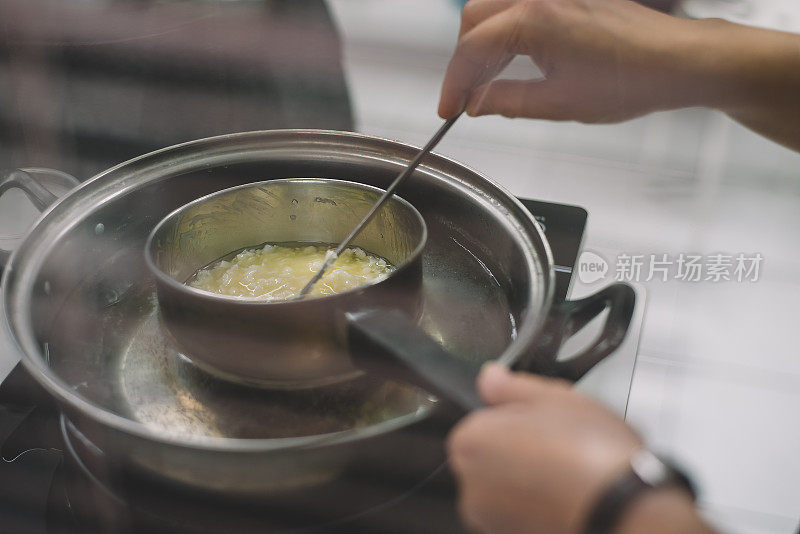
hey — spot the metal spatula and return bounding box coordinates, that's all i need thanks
[296,113,462,299]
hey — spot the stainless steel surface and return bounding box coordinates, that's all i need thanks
[146,178,427,387]
[0,168,80,266]
[297,114,461,298]
[2,129,553,494]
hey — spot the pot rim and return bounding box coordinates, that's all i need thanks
[144,178,428,306]
[2,128,555,453]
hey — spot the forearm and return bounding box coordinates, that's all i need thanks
[615,488,717,534]
[675,18,800,151]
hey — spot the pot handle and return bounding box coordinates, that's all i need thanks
[345,283,635,412]
[346,309,484,412]
[518,283,636,382]
[0,168,80,268]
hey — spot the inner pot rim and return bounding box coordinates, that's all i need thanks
[144,177,428,306]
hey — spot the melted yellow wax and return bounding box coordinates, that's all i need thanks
[188,243,395,300]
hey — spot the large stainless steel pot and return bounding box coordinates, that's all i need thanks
[1,130,634,500]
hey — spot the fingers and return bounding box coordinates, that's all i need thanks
[446,408,517,532]
[439,1,538,118]
[465,78,572,120]
[458,0,519,39]
[477,361,569,405]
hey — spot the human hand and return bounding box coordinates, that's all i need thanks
[447,363,642,533]
[438,0,708,123]
[447,363,715,534]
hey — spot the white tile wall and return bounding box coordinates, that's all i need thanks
[328,1,800,531]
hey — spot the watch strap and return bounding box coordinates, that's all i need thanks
[583,450,696,534]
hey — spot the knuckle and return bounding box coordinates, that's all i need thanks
[507,0,555,52]
[499,107,521,119]
[507,3,530,47]
[576,105,610,124]
[574,105,604,124]
[543,98,573,121]
[520,0,559,33]
[456,35,490,68]
[461,0,487,23]
[462,0,517,21]
[532,0,557,15]
[445,426,469,464]
[446,411,489,462]
[446,419,475,457]
[518,0,543,17]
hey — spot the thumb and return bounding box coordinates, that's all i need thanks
[466,79,569,121]
[477,362,567,405]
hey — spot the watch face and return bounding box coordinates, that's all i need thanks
[630,450,669,486]
[631,450,697,500]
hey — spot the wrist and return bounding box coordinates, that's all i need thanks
[676,18,800,115]
[641,17,735,112]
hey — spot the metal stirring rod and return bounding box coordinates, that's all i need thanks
[296,113,462,299]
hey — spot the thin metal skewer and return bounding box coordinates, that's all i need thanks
[295,113,462,300]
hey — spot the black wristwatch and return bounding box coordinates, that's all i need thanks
[583,449,697,534]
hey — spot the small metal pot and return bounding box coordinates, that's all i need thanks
[145,178,427,388]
